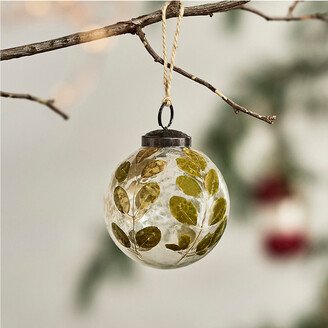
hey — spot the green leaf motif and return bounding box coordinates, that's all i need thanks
[136,226,161,250]
[205,169,219,195]
[165,234,191,252]
[165,244,181,251]
[195,218,228,255]
[114,186,130,213]
[141,160,166,178]
[183,148,207,170]
[196,233,213,255]
[176,158,201,177]
[135,182,160,210]
[209,197,227,225]
[210,218,227,246]
[115,161,130,182]
[136,147,158,164]
[169,196,198,225]
[178,234,191,249]
[112,223,131,248]
[179,226,196,243]
[176,175,201,197]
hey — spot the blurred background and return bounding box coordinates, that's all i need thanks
[1,1,328,328]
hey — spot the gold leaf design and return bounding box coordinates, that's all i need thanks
[115,161,130,182]
[176,158,201,177]
[178,234,191,249]
[195,218,228,255]
[210,218,227,247]
[165,244,181,251]
[113,186,130,213]
[136,147,158,163]
[196,233,213,255]
[204,169,219,195]
[111,223,131,248]
[179,226,196,243]
[176,175,201,197]
[135,226,161,250]
[165,234,191,252]
[135,182,160,210]
[209,197,227,225]
[183,148,207,170]
[169,196,198,225]
[141,160,166,178]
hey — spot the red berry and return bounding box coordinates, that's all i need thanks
[264,232,308,257]
[254,174,291,203]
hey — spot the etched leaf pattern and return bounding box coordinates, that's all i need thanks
[178,234,191,249]
[165,234,191,251]
[141,159,166,178]
[169,196,198,225]
[113,186,130,213]
[211,218,227,246]
[209,197,227,226]
[136,147,158,163]
[176,175,201,197]
[165,244,182,251]
[135,182,160,210]
[183,148,207,170]
[135,226,161,250]
[196,233,213,255]
[111,153,166,254]
[205,169,219,195]
[171,148,227,258]
[115,161,130,182]
[195,218,228,256]
[176,157,201,177]
[112,223,131,248]
[110,147,228,260]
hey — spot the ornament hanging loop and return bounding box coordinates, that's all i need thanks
[161,1,184,109]
[158,102,174,130]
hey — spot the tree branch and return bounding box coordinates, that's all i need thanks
[135,27,276,125]
[287,0,301,17]
[240,3,328,22]
[1,0,326,62]
[1,1,327,123]
[0,1,248,61]
[0,91,68,120]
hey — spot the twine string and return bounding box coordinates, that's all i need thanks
[162,1,184,107]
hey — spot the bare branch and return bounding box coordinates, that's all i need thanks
[0,91,68,120]
[287,0,301,17]
[1,0,326,62]
[1,1,326,124]
[0,1,248,61]
[135,28,276,125]
[240,4,328,22]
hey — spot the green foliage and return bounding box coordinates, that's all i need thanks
[206,110,249,215]
[76,232,133,309]
[205,15,328,217]
[222,10,243,33]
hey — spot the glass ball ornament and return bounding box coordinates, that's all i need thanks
[104,129,230,269]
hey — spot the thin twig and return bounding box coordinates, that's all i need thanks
[136,27,276,124]
[1,0,326,62]
[287,0,301,17]
[0,1,248,61]
[0,91,68,120]
[240,4,328,22]
[1,1,326,123]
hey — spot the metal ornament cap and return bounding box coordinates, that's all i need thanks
[142,129,191,147]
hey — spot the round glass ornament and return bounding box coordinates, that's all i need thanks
[104,129,230,269]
